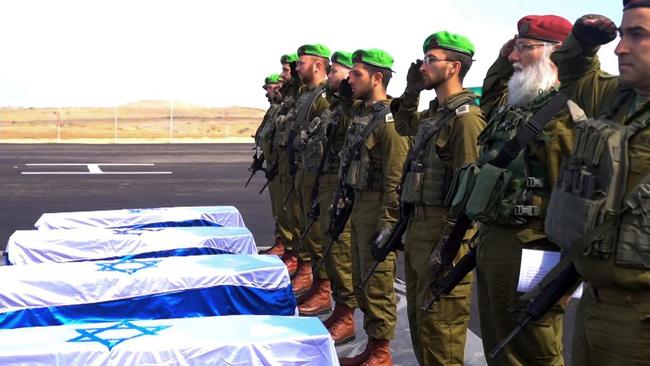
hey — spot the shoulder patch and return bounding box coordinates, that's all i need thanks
[385,113,394,123]
[455,104,470,116]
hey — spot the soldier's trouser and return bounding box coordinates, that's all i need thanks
[572,284,650,366]
[476,224,565,366]
[278,148,304,256]
[295,167,325,278]
[351,194,397,340]
[404,207,472,366]
[319,177,356,307]
[267,158,292,243]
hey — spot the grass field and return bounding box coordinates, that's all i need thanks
[0,101,265,142]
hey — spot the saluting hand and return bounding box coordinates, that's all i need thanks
[574,14,618,46]
[500,38,516,59]
[406,59,425,93]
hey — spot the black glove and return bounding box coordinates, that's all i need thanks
[339,77,353,99]
[573,14,618,47]
[405,60,425,93]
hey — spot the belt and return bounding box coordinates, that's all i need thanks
[592,286,650,304]
[413,205,445,217]
[321,174,339,184]
[357,190,382,201]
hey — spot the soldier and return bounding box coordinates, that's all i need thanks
[289,44,332,300]
[390,31,485,366]
[338,48,409,366]
[261,53,303,278]
[545,3,650,364]
[446,15,579,366]
[299,50,358,343]
[255,74,287,251]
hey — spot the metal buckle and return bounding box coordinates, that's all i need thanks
[514,205,540,216]
[526,177,546,188]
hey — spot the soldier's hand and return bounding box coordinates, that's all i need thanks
[405,59,425,93]
[574,14,617,46]
[369,231,384,261]
[500,38,516,59]
[339,77,353,99]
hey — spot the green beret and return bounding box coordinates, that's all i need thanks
[331,51,353,68]
[423,31,475,57]
[280,53,299,65]
[297,44,331,59]
[352,48,394,71]
[265,74,282,85]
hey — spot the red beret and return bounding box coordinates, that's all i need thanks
[517,15,572,43]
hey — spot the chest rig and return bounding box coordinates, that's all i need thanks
[340,103,391,191]
[272,95,296,148]
[545,97,650,269]
[400,96,477,207]
[449,91,578,226]
[260,103,282,155]
[289,87,326,157]
[302,103,345,172]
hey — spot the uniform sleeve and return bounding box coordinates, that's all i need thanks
[309,92,331,120]
[480,55,512,120]
[551,33,620,118]
[376,121,410,231]
[390,91,422,137]
[254,109,272,147]
[448,106,487,169]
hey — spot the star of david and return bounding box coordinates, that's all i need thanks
[111,227,164,236]
[96,258,160,275]
[67,320,170,350]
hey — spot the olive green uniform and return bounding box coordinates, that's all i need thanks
[274,79,304,254]
[391,89,485,365]
[304,89,357,307]
[341,99,409,340]
[290,81,330,272]
[471,54,582,366]
[258,102,293,243]
[551,32,650,366]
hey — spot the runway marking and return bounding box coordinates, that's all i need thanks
[21,163,172,175]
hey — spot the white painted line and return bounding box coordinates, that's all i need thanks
[87,164,102,173]
[21,172,172,175]
[25,163,156,166]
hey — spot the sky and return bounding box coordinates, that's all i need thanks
[0,0,622,109]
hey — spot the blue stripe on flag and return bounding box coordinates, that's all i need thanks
[0,284,296,329]
[117,219,223,229]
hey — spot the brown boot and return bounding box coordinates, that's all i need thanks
[281,251,298,278]
[327,303,355,345]
[291,261,312,298]
[298,279,332,316]
[339,339,373,366]
[259,237,286,256]
[361,338,392,366]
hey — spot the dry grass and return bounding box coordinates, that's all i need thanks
[0,101,266,141]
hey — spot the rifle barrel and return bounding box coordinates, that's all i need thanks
[358,260,380,289]
[258,180,270,194]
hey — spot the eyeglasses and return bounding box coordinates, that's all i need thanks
[423,55,452,65]
[513,43,547,53]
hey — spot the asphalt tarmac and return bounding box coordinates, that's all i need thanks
[0,143,579,365]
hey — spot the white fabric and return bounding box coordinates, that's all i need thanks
[0,255,290,312]
[0,315,338,366]
[34,206,245,230]
[7,227,257,265]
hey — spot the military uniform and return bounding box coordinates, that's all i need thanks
[548,15,650,365]
[392,87,484,365]
[458,15,576,366]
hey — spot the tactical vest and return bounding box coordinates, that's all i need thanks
[302,104,344,171]
[400,97,476,207]
[260,103,282,156]
[545,114,650,269]
[272,95,296,148]
[449,91,584,225]
[340,103,391,191]
[290,87,326,154]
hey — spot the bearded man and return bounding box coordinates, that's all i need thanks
[464,15,584,366]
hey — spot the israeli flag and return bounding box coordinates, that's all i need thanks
[0,315,338,366]
[0,255,296,329]
[6,227,257,265]
[34,206,245,230]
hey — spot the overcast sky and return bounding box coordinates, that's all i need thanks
[0,0,622,109]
